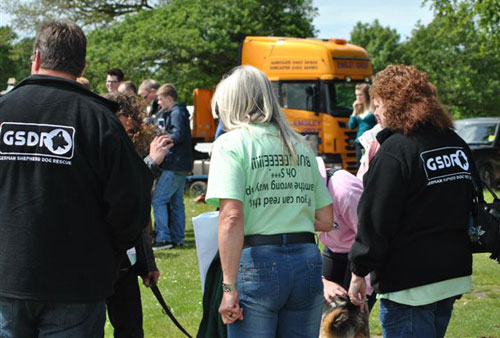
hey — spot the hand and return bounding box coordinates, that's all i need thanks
[219,290,244,324]
[142,270,160,287]
[348,273,367,310]
[323,278,348,302]
[149,135,173,165]
[352,100,363,115]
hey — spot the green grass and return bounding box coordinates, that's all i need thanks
[105,195,500,337]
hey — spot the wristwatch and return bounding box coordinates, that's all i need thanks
[222,282,237,292]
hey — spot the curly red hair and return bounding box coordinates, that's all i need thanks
[370,65,453,135]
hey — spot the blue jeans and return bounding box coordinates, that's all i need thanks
[228,242,323,338]
[152,170,186,243]
[0,297,105,337]
[379,297,458,338]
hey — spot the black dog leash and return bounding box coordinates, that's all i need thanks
[137,229,193,338]
[149,281,193,338]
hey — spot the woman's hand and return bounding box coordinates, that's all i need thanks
[149,135,173,165]
[142,270,160,287]
[323,278,347,302]
[219,290,244,324]
[348,273,368,312]
[352,100,363,116]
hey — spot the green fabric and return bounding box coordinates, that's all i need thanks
[377,276,472,306]
[205,124,332,236]
[197,252,226,338]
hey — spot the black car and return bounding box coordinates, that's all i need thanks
[455,117,500,188]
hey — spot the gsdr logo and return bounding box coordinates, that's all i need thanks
[0,122,75,159]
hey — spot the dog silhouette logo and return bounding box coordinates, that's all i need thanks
[51,131,68,151]
[45,129,73,155]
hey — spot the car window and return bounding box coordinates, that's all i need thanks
[456,122,498,144]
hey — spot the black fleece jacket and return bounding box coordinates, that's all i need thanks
[350,127,473,293]
[0,75,153,302]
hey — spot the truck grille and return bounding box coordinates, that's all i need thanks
[345,131,357,151]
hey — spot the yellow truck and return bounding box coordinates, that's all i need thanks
[192,36,372,172]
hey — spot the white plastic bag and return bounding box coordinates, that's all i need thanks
[192,211,219,293]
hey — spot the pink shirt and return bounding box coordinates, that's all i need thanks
[318,170,363,253]
[316,158,373,295]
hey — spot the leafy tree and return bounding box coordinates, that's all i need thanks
[349,20,404,73]
[426,0,500,45]
[84,0,317,101]
[0,0,168,32]
[403,1,500,117]
[0,27,18,89]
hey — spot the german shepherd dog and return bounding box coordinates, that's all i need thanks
[320,297,370,338]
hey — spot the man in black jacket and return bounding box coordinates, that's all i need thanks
[0,20,153,336]
[152,83,193,249]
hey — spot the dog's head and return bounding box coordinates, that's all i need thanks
[320,297,369,338]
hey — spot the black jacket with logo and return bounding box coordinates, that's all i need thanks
[350,127,474,293]
[0,75,153,302]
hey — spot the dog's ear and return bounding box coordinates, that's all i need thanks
[321,307,350,338]
[332,308,350,328]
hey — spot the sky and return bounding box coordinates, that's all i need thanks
[0,0,435,39]
[313,0,434,40]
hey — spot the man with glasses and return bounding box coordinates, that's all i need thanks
[106,68,124,92]
[138,79,161,123]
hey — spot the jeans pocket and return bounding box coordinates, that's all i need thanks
[49,302,100,329]
[306,257,323,295]
[379,299,412,329]
[0,301,12,329]
[239,262,279,301]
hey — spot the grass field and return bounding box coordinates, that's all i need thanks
[105,195,500,338]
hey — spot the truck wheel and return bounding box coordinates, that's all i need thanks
[189,181,207,197]
[479,165,494,188]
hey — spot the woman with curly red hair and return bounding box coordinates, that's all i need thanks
[348,65,474,337]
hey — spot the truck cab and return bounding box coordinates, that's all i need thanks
[240,36,373,171]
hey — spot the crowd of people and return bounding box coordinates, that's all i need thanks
[0,18,478,338]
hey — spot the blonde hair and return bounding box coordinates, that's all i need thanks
[211,65,305,162]
[157,83,178,102]
[355,83,371,114]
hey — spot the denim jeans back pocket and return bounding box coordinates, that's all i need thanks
[0,300,12,328]
[239,261,279,301]
[306,257,323,295]
[379,299,413,330]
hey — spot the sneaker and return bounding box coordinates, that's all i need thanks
[173,242,185,248]
[152,241,173,250]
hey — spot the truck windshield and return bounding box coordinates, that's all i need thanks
[279,81,319,112]
[455,122,498,145]
[323,81,374,118]
[275,80,369,118]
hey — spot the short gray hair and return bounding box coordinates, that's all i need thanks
[138,79,160,93]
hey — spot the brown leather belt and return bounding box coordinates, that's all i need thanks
[244,232,315,247]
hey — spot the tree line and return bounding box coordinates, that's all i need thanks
[1,0,499,117]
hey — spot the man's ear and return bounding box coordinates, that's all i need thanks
[31,49,41,74]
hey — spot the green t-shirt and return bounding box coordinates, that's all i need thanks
[377,276,472,306]
[205,123,332,236]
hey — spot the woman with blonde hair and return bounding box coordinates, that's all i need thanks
[205,65,333,337]
[348,83,377,166]
[348,65,474,337]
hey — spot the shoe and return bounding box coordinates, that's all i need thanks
[173,242,185,248]
[152,241,173,250]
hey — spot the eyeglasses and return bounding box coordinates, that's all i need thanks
[106,80,119,84]
[141,91,150,100]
